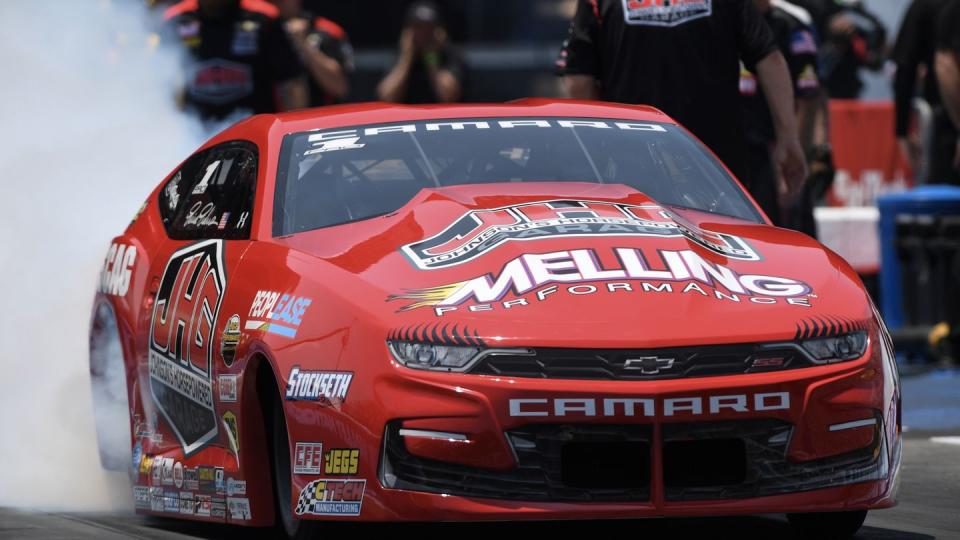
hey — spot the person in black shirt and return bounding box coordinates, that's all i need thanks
[273,0,354,106]
[741,0,823,227]
[893,0,960,185]
[558,0,808,200]
[377,1,465,104]
[164,0,306,121]
[936,0,960,168]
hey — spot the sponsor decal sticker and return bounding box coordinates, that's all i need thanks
[161,458,175,486]
[173,461,184,489]
[227,497,252,520]
[284,368,352,403]
[132,442,143,475]
[295,479,365,517]
[184,466,200,491]
[198,466,224,494]
[179,492,195,515]
[195,494,212,517]
[621,0,712,27]
[401,200,756,270]
[246,291,312,338]
[390,246,814,316]
[150,487,164,512]
[149,240,224,456]
[324,449,360,475]
[222,411,240,460]
[99,242,136,296]
[294,442,323,475]
[211,497,226,518]
[220,314,241,366]
[508,392,791,418]
[226,478,247,496]
[164,491,179,513]
[133,486,151,509]
[139,455,154,477]
[219,374,238,402]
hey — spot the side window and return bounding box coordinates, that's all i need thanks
[159,141,257,240]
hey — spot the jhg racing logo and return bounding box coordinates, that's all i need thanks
[622,0,712,27]
[401,199,758,270]
[149,240,225,455]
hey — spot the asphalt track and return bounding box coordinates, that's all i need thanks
[2,369,958,540]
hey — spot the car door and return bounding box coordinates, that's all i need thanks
[136,141,257,467]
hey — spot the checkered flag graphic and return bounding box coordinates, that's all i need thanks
[295,480,321,515]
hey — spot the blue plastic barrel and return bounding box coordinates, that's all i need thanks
[877,185,960,329]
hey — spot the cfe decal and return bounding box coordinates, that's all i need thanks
[621,0,712,27]
[100,242,137,296]
[246,290,312,338]
[389,246,813,316]
[295,479,365,516]
[400,200,758,271]
[149,240,225,456]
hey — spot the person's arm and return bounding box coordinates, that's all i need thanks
[423,51,461,102]
[756,51,809,193]
[286,18,348,100]
[892,1,924,171]
[558,0,601,99]
[935,50,960,169]
[277,78,309,111]
[377,29,415,102]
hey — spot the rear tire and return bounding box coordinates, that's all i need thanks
[267,382,322,540]
[787,510,868,539]
[89,301,132,472]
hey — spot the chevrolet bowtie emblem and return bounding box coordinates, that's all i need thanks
[623,356,675,375]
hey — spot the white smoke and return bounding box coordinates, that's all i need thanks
[0,0,208,510]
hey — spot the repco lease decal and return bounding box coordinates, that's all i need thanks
[149,240,225,455]
[400,200,758,270]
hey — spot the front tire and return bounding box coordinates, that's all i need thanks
[787,510,868,539]
[89,301,132,472]
[267,386,321,539]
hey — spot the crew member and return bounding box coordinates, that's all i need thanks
[164,0,307,121]
[377,1,465,104]
[557,0,808,198]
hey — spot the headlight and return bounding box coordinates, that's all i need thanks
[800,331,868,363]
[388,341,481,371]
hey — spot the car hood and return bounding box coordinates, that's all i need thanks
[278,183,872,347]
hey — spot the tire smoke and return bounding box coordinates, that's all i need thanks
[0,0,206,511]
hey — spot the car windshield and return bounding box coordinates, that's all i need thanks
[274,117,762,235]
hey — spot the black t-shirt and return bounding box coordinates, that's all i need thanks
[556,0,778,178]
[892,0,953,135]
[937,0,960,55]
[165,0,301,120]
[403,45,466,104]
[300,15,355,106]
[741,5,820,144]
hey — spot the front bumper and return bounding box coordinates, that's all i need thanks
[298,335,900,521]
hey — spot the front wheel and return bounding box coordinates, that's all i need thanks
[787,510,868,539]
[268,387,322,539]
[89,301,132,472]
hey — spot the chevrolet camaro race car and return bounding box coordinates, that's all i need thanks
[90,100,900,539]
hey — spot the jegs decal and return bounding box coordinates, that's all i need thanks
[99,242,137,296]
[400,200,758,271]
[149,240,225,456]
[324,449,359,475]
[295,479,365,516]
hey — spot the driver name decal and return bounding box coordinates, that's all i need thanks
[401,200,758,270]
[149,240,225,456]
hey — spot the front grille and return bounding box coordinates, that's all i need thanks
[382,422,651,502]
[470,343,814,380]
[381,418,888,503]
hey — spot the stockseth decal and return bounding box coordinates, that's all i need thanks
[99,242,137,296]
[218,374,238,402]
[401,200,758,270]
[295,479,366,516]
[390,246,813,315]
[220,314,241,366]
[294,442,324,475]
[324,449,359,475]
[285,368,353,403]
[149,240,224,456]
[245,291,312,338]
[508,392,790,418]
[622,0,712,27]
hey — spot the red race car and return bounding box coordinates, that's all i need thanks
[90,100,900,539]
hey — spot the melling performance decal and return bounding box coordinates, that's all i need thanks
[400,200,758,270]
[389,246,813,315]
[149,240,225,455]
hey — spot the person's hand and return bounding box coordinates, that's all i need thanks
[774,135,808,197]
[898,135,922,175]
[284,17,309,46]
[828,14,856,37]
